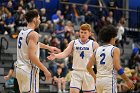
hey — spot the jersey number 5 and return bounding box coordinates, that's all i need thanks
[18,37,22,48]
[80,51,84,59]
[100,53,105,64]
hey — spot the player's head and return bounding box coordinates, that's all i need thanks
[79,23,91,42]
[99,25,117,45]
[25,10,40,28]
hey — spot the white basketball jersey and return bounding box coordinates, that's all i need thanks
[16,28,40,71]
[95,44,116,77]
[72,39,94,71]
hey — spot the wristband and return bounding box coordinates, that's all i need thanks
[118,68,124,75]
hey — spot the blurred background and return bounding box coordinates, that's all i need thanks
[0,0,140,93]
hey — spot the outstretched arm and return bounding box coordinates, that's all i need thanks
[113,47,134,89]
[39,42,61,53]
[47,40,74,60]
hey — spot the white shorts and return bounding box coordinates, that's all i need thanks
[16,67,39,93]
[70,70,95,92]
[96,77,117,93]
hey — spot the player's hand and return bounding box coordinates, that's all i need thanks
[126,79,135,90]
[50,47,61,53]
[4,75,10,80]
[44,71,51,81]
[47,52,56,60]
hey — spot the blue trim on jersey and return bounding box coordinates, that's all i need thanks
[78,39,90,45]
[112,70,114,93]
[73,40,75,47]
[111,47,115,58]
[29,67,33,92]
[35,70,36,93]
[82,90,95,92]
[70,87,81,90]
[112,68,116,93]
[26,30,33,45]
[92,41,94,51]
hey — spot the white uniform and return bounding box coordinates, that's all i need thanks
[15,28,40,93]
[70,39,96,92]
[95,44,117,93]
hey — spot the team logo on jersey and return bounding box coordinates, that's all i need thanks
[76,47,89,50]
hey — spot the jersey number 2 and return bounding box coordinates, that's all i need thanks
[18,37,22,48]
[100,53,105,64]
[80,51,84,59]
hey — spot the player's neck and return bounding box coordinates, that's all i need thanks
[27,23,36,30]
[102,42,112,46]
[79,39,89,44]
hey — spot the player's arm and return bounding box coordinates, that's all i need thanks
[113,47,134,89]
[28,32,51,79]
[39,42,61,53]
[87,54,96,81]
[47,40,74,60]
[93,41,99,50]
[55,40,74,58]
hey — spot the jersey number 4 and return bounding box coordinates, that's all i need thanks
[18,37,22,48]
[80,51,84,59]
[100,53,105,64]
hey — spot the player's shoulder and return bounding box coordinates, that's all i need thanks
[28,31,38,37]
[113,46,120,51]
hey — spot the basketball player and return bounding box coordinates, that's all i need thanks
[47,23,99,93]
[15,10,60,93]
[87,25,134,93]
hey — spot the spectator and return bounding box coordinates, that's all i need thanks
[39,8,48,32]
[107,0,118,12]
[4,12,15,35]
[106,11,116,25]
[116,16,126,55]
[26,0,36,10]
[54,20,65,41]
[62,4,72,20]
[52,10,64,24]
[53,66,66,93]
[130,71,139,92]
[14,5,26,32]
[71,4,85,25]
[64,21,74,41]
[50,36,60,47]
[0,10,5,34]
[81,4,94,25]
[94,16,107,36]
[4,62,20,93]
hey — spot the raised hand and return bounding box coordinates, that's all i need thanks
[4,75,10,80]
[47,52,56,60]
[50,47,61,53]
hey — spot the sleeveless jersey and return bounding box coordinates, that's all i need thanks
[72,39,94,71]
[95,44,116,77]
[16,28,40,71]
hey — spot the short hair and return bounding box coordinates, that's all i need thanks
[80,23,91,32]
[57,66,62,69]
[99,25,117,43]
[25,10,39,23]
